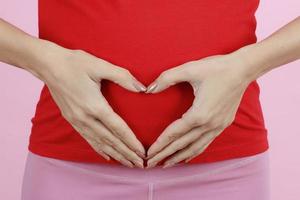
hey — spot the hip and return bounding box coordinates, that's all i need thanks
[21,149,270,200]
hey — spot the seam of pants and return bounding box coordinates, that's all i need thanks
[148,182,154,200]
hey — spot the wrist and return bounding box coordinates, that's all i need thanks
[23,37,71,81]
[229,42,270,84]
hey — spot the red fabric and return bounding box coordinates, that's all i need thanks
[29,0,269,165]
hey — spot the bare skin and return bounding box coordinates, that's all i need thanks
[145,16,300,168]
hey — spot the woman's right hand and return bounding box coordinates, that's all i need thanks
[30,41,146,168]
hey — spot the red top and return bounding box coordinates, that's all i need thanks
[29,0,269,165]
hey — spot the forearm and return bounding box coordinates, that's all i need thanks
[0,18,66,80]
[232,16,300,82]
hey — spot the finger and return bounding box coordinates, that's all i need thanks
[183,128,224,163]
[146,125,209,168]
[86,117,144,168]
[90,95,146,158]
[146,65,189,93]
[84,136,111,161]
[146,108,201,159]
[163,128,222,168]
[97,61,146,92]
[101,144,135,168]
[184,142,210,163]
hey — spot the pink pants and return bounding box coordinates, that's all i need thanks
[21,149,270,200]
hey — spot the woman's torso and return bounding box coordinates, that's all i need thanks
[29,0,269,165]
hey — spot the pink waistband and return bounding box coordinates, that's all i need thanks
[22,150,270,200]
[25,149,269,183]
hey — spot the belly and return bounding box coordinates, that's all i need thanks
[38,0,260,147]
[101,79,194,147]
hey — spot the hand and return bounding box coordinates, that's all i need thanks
[36,43,147,168]
[145,54,253,168]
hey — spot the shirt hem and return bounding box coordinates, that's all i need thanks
[28,138,269,166]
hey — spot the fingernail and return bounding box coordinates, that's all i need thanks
[133,157,144,164]
[162,161,175,169]
[122,159,134,168]
[134,160,144,168]
[146,83,157,93]
[133,82,147,92]
[146,162,156,169]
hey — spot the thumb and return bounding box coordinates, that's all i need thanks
[146,66,188,93]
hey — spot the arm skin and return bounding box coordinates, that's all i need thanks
[145,16,300,168]
[0,18,48,79]
[0,18,147,168]
[234,16,300,83]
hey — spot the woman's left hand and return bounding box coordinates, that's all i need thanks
[145,53,254,169]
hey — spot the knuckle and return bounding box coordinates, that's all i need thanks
[158,71,170,82]
[72,49,84,55]
[166,134,177,141]
[84,103,101,115]
[119,67,129,73]
[98,106,109,115]
[182,110,210,127]
[171,139,180,147]
[78,49,85,54]
[96,140,105,147]
[119,68,131,79]
[67,112,85,126]
[193,118,204,126]
[101,136,114,146]
[182,64,194,78]
[114,129,125,138]
[95,106,112,117]
[190,116,205,126]
[109,143,116,148]
[195,113,210,125]
[182,113,197,126]
[173,140,188,149]
[183,116,198,127]
[170,141,183,151]
[205,119,219,129]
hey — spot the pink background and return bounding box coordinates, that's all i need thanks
[0,1,299,199]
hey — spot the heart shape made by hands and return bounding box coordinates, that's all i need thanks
[100,78,195,152]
